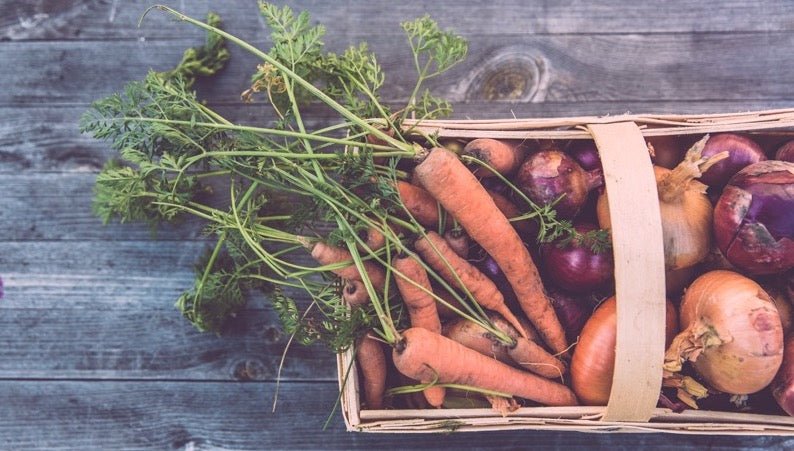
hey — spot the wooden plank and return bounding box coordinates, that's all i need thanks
[0,308,334,381]
[0,240,321,309]
[4,33,794,106]
[3,0,793,42]
[0,381,790,450]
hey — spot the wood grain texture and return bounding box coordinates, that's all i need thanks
[0,381,791,450]
[0,308,334,381]
[2,0,793,42]
[4,33,794,106]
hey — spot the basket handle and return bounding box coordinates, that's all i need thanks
[586,122,666,422]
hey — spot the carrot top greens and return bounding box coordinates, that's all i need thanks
[80,3,604,351]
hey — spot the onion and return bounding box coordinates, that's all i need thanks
[698,133,766,188]
[566,140,602,172]
[664,270,784,395]
[515,149,603,219]
[547,288,598,343]
[713,160,794,275]
[571,296,678,406]
[766,284,793,335]
[772,335,794,415]
[776,140,794,163]
[665,265,699,298]
[598,135,726,270]
[540,223,614,294]
[647,135,687,170]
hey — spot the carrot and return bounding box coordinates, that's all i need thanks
[489,313,566,379]
[355,333,387,410]
[415,148,567,355]
[443,228,470,258]
[486,189,535,237]
[342,278,369,306]
[393,328,578,406]
[432,283,466,320]
[396,180,440,228]
[415,231,528,339]
[464,138,529,177]
[443,317,514,365]
[364,225,387,251]
[305,240,386,291]
[393,253,445,407]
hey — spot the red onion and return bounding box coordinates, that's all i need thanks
[776,140,794,163]
[515,149,603,219]
[547,288,597,343]
[772,335,794,416]
[699,133,766,188]
[566,140,602,172]
[648,135,687,170]
[714,160,794,275]
[541,223,614,294]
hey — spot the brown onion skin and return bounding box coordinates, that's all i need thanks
[699,133,767,188]
[772,335,794,415]
[678,270,783,395]
[713,161,794,275]
[571,297,678,406]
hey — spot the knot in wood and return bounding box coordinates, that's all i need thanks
[460,48,549,102]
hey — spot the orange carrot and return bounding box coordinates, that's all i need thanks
[432,283,466,320]
[393,328,578,406]
[393,253,445,407]
[464,138,529,177]
[415,231,528,339]
[306,240,386,291]
[342,279,369,306]
[356,333,387,410]
[443,317,514,365]
[489,313,567,379]
[415,148,567,355]
[396,180,440,228]
[486,189,535,237]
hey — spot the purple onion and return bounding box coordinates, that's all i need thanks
[567,140,602,172]
[700,133,767,188]
[540,223,614,293]
[714,160,794,275]
[776,140,794,163]
[0,276,3,299]
[547,288,597,343]
[514,149,603,219]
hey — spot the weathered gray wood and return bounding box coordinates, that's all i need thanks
[0,240,321,309]
[0,173,208,240]
[5,33,794,106]
[0,380,790,450]
[3,0,793,42]
[0,307,334,381]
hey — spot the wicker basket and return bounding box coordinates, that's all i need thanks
[338,109,794,434]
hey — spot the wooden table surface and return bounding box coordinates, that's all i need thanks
[2,0,794,449]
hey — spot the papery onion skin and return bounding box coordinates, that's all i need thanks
[772,335,794,416]
[674,270,783,395]
[515,149,603,219]
[597,165,713,270]
[713,160,794,275]
[699,133,767,188]
[571,297,678,406]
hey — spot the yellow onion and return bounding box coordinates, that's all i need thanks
[664,270,784,395]
[598,135,726,270]
[571,296,678,406]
